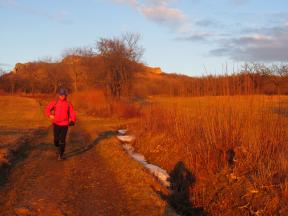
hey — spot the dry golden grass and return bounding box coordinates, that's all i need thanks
[33,91,288,214]
[0,96,48,168]
[0,96,47,130]
[131,95,288,215]
[70,89,141,118]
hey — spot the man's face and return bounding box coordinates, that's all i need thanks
[59,95,66,100]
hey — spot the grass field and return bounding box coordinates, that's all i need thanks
[130,95,288,215]
[0,96,47,166]
[1,93,287,215]
[67,90,288,214]
[0,96,47,130]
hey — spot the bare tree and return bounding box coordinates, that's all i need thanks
[269,64,288,94]
[96,33,144,98]
[62,47,95,92]
[62,46,95,58]
[7,73,16,95]
[45,64,71,93]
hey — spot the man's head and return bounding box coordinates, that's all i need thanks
[58,88,67,100]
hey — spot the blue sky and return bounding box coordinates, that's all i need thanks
[0,0,287,76]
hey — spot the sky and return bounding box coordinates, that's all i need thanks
[0,0,287,76]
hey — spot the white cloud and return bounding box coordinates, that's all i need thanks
[113,0,138,7]
[111,0,190,32]
[140,5,188,31]
[210,24,288,62]
[146,0,177,6]
[231,34,272,45]
[176,32,214,42]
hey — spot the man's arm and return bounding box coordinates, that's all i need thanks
[45,101,56,120]
[69,103,76,124]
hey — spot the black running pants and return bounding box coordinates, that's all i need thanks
[53,124,68,157]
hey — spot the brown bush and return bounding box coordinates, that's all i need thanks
[70,89,141,118]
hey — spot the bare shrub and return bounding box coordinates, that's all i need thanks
[96,33,144,98]
[70,89,141,118]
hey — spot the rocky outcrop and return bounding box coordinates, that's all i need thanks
[145,67,163,74]
[13,63,26,74]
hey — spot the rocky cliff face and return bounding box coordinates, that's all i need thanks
[13,63,26,74]
[12,56,163,76]
[145,67,162,74]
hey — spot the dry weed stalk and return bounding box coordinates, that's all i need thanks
[133,96,288,215]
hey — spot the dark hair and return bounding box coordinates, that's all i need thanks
[58,88,68,96]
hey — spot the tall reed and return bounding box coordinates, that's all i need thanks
[133,96,288,215]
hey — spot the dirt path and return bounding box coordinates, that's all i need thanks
[0,103,169,216]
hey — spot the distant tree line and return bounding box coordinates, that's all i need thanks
[0,33,144,98]
[132,63,288,97]
[0,34,288,97]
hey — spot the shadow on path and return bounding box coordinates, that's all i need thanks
[0,128,48,186]
[65,130,118,159]
[154,161,207,216]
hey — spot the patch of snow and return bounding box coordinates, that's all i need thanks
[131,153,147,165]
[123,144,134,153]
[123,144,147,164]
[121,143,170,187]
[118,129,127,135]
[145,164,170,187]
[117,135,135,143]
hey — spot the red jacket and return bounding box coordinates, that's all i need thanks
[45,98,76,126]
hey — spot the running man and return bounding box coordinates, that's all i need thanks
[45,88,76,160]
